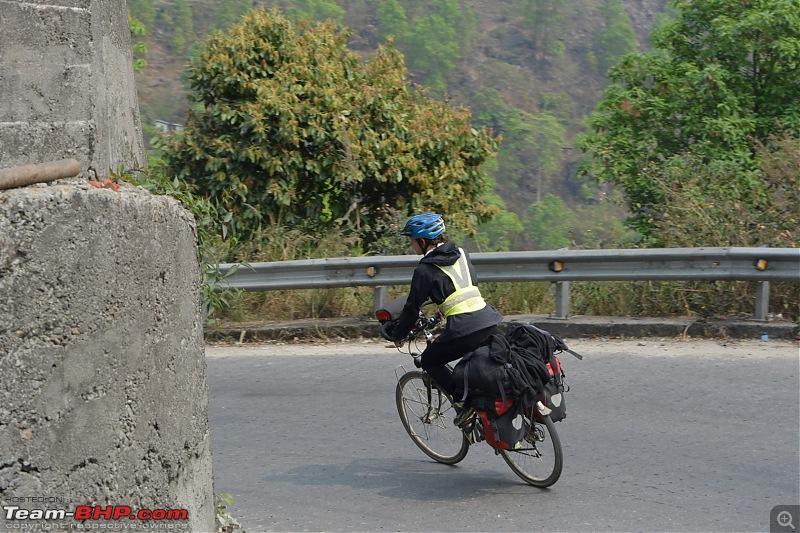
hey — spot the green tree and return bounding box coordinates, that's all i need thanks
[578,0,800,238]
[499,110,566,200]
[214,0,253,31]
[662,0,800,138]
[523,193,573,250]
[405,12,460,92]
[287,0,346,24]
[470,87,568,209]
[649,3,679,45]
[400,0,476,94]
[129,10,148,73]
[649,133,800,249]
[469,87,509,136]
[158,9,499,245]
[128,0,155,30]
[593,0,637,74]
[523,0,567,58]
[169,0,194,54]
[472,171,524,252]
[376,0,409,44]
[472,200,523,252]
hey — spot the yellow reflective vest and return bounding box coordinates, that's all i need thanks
[435,248,487,318]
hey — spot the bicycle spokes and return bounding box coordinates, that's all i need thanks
[395,370,469,465]
[499,415,562,487]
[407,384,447,428]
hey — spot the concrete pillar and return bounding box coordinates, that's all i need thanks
[0,0,144,174]
[0,186,215,531]
[0,1,214,530]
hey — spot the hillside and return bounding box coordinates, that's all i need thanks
[131,0,670,222]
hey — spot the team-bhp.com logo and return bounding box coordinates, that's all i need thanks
[4,504,188,528]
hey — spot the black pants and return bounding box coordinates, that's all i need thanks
[419,325,500,398]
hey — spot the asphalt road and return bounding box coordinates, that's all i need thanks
[207,337,799,533]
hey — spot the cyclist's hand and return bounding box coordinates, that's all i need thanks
[393,338,405,348]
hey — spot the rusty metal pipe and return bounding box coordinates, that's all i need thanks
[0,158,81,190]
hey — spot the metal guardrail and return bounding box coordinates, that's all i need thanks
[218,247,800,320]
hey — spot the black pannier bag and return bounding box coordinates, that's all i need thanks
[505,324,582,422]
[468,395,525,450]
[452,334,544,409]
[451,335,510,403]
[544,357,567,422]
[452,334,546,448]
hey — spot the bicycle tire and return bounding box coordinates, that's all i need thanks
[499,412,563,487]
[395,370,469,465]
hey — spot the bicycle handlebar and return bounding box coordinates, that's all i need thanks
[378,309,442,345]
[379,320,396,341]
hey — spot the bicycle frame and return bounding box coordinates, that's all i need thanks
[378,297,564,486]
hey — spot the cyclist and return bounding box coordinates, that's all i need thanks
[384,213,504,423]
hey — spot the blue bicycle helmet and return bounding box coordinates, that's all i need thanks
[401,213,445,239]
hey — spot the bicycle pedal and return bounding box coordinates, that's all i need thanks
[463,422,483,444]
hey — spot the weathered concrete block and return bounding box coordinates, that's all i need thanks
[0,0,143,173]
[0,184,215,532]
[0,122,96,166]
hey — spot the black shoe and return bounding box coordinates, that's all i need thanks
[453,402,474,427]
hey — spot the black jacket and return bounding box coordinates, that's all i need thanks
[392,243,503,343]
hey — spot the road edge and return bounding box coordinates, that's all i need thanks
[205,315,799,343]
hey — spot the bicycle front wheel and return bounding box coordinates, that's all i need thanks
[500,412,563,487]
[395,370,469,465]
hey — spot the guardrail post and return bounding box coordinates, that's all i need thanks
[373,286,387,312]
[754,281,769,321]
[551,281,570,319]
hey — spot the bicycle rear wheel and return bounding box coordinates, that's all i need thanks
[395,370,469,465]
[500,411,563,487]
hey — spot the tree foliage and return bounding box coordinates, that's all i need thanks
[128,9,148,72]
[520,191,633,250]
[578,0,800,238]
[128,0,156,30]
[650,133,800,249]
[376,0,409,43]
[169,0,194,53]
[471,171,524,252]
[523,193,573,249]
[286,0,346,24]
[212,0,254,31]
[498,110,566,200]
[592,0,638,74]
[376,0,476,93]
[523,0,567,58]
[157,9,499,245]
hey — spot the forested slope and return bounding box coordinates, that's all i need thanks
[130,0,670,248]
